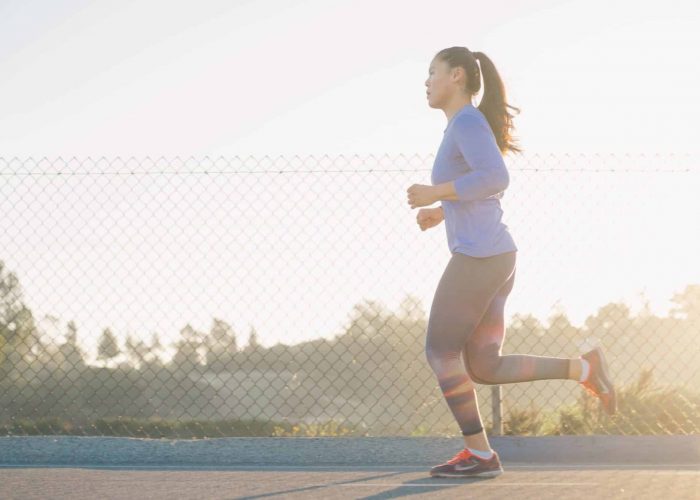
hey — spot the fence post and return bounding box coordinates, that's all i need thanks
[491,385,503,435]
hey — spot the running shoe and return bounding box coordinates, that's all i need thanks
[429,447,503,478]
[580,346,617,415]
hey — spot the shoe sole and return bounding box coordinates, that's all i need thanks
[591,346,617,415]
[430,468,503,478]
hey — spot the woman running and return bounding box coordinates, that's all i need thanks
[406,46,616,479]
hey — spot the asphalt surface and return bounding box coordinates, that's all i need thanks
[1,464,698,499]
[1,436,698,499]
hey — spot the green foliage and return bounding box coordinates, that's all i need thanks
[500,368,700,436]
[0,416,364,438]
[1,255,699,438]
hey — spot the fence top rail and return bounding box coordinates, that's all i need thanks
[1,152,699,175]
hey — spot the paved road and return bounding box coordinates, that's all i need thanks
[1,464,698,499]
[2,436,698,499]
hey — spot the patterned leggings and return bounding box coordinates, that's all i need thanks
[425,250,571,436]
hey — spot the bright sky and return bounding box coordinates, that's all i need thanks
[2,0,699,157]
[1,0,699,361]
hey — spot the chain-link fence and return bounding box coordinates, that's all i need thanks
[0,153,698,438]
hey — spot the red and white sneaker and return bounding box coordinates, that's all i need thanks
[429,447,503,478]
[580,346,617,415]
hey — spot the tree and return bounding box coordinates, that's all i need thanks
[59,320,86,371]
[172,323,205,373]
[125,333,149,369]
[546,301,581,348]
[97,327,120,365]
[670,284,700,322]
[398,294,426,322]
[0,260,37,376]
[205,318,237,369]
[150,332,164,360]
[244,325,261,353]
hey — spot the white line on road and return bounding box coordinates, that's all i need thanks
[0,463,698,470]
[337,482,600,487]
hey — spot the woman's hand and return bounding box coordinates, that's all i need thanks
[416,207,444,231]
[407,184,439,209]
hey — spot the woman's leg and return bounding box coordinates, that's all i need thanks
[458,266,584,451]
[462,266,577,385]
[425,250,517,439]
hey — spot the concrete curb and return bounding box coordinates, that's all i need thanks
[1,435,699,467]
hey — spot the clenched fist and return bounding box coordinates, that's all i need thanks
[416,207,444,231]
[407,183,439,209]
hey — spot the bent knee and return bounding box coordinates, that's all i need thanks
[467,344,502,384]
[464,362,493,385]
[425,347,462,375]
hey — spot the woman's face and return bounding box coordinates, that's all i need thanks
[425,57,465,109]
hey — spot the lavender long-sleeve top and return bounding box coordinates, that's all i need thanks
[430,103,518,258]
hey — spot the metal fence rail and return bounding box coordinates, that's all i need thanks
[0,153,698,438]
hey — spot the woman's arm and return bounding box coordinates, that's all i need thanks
[433,182,461,201]
[434,114,509,202]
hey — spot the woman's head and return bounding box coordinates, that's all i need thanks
[426,47,522,155]
[425,51,478,108]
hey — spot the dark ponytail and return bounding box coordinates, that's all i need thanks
[435,47,522,155]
